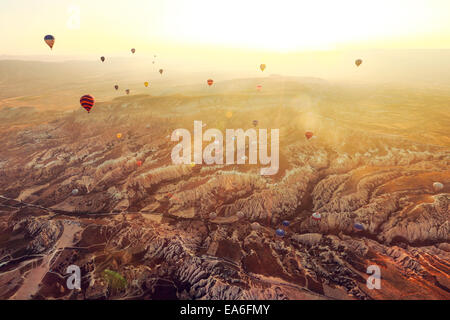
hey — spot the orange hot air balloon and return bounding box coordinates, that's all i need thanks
[144,82,149,87]
[207,79,214,86]
[116,133,122,139]
[355,59,363,67]
[305,131,314,140]
[44,35,55,50]
[260,64,266,72]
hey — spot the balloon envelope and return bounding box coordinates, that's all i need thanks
[354,223,364,231]
[80,95,94,113]
[207,79,214,86]
[209,212,217,219]
[116,133,122,139]
[433,182,444,192]
[114,85,119,90]
[305,132,314,140]
[131,48,136,54]
[72,189,79,195]
[144,82,149,87]
[159,69,164,75]
[101,56,105,62]
[126,89,130,95]
[312,212,322,221]
[355,59,363,67]
[260,64,266,71]
[137,160,142,167]
[276,229,286,237]
[282,220,290,227]
[44,35,55,49]
[252,120,259,127]
[251,222,260,230]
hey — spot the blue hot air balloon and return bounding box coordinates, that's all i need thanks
[276,229,286,237]
[282,220,290,227]
[354,223,364,231]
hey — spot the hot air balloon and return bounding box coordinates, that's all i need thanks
[116,133,122,139]
[305,132,314,140]
[207,79,214,86]
[237,211,245,219]
[433,182,444,192]
[131,48,136,54]
[44,35,55,50]
[276,229,286,237]
[252,120,259,127]
[114,85,119,90]
[355,59,363,67]
[72,189,79,196]
[137,160,142,167]
[144,82,149,87]
[80,95,95,113]
[251,222,260,231]
[159,69,164,75]
[312,212,322,221]
[101,56,105,62]
[126,89,130,95]
[282,220,290,227]
[260,64,266,72]
[257,85,262,91]
[209,212,217,219]
[354,223,364,232]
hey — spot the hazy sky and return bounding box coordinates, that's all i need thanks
[1,0,450,57]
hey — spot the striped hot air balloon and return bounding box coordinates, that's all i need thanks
[80,95,95,113]
[312,212,322,221]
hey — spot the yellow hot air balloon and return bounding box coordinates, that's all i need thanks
[144,82,149,87]
[260,64,266,72]
[116,133,122,139]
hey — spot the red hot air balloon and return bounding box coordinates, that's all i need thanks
[305,132,314,140]
[312,212,322,221]
[207,79,214,86]
[80,95,95,113]
[137,160,142,167]
[257,85,262,91]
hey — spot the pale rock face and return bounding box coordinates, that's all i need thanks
[0,85,448,300]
